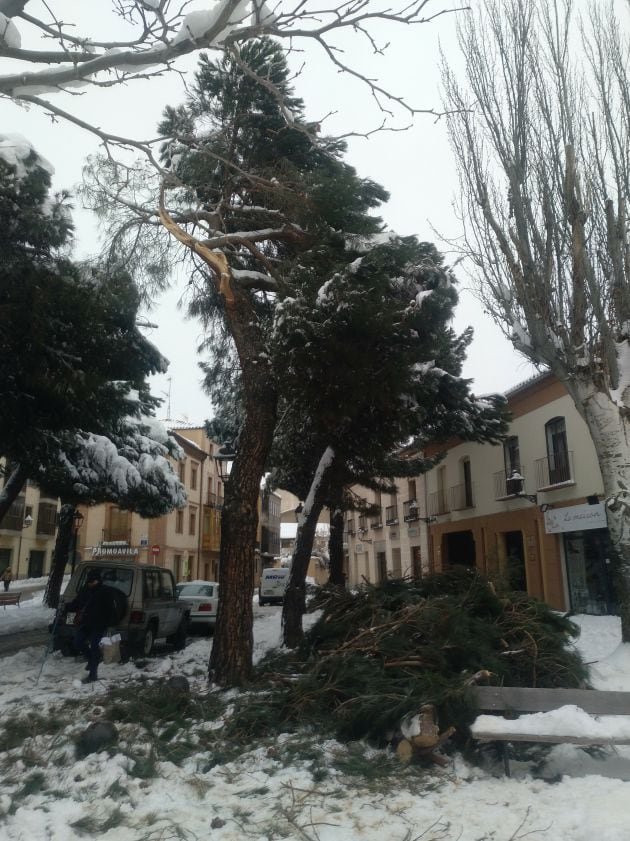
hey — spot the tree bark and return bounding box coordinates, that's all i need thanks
[327,483,346,587]
[570,381,630,641]
[209,288,278,686]
[44,502,74,608]
[0,462,28,523]
[282,446,335,648]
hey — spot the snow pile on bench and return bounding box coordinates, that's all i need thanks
[472,704,630,741]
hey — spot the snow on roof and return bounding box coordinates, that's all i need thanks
[504,369,553,398]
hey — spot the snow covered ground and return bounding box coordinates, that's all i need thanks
[0,607,629,840]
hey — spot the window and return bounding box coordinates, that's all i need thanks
[407,480,417,500]
[0,496,25,531]
[107,507,129,542]
[36,501,57,536]
[377,552,387,582]
[207,475,214,503]
[545,417,569,484]
[191,462,198,491]
[143,569,160,599]
[503,436,520,475]
[189,506,197,535]
[175,509,184,534]
[159,570,174,598]
[178,460,186,484]
[462,458,473,508]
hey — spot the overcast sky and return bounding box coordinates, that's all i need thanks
[1,2,536,425]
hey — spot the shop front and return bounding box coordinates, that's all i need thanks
[544,503,616,615]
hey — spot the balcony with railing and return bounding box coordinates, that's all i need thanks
[448,483,475,511]
[428,489,449,517]
[385,504,399,526]
[494,468,537,501]
[534,451,575,490]
[0,496,25,531]
[370,508,383,529]
[403,499,419,522]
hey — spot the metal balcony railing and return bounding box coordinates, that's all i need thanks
[370,509,383,529]
[403,499,419,522]
[448,483,475,511]
[385,504,399,526]
[494,468,537,500]
[0,496,25,531]
[428,490,449,516]
[534,451,574,489]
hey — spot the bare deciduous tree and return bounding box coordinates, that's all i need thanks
[442,0,630,637]
[1,0,461,155]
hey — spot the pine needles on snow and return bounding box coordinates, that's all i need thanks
[233,570,587,745]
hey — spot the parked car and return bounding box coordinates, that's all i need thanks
[53,558,191,657]
[175,580,219,633]
[258,567,289,606]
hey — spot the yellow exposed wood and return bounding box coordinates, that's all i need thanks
[158,187,235,307]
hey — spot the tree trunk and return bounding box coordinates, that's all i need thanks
[282,446,335,647]
[327,484,346,587]
[209,290,278,686]
[0,462,28,523]
[44,502,75,608]
[572,381,630,640]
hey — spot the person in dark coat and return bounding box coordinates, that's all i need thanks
[65,570,116,683]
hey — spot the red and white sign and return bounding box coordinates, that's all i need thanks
[151,544,161,556]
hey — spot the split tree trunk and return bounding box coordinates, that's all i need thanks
[282,446,335,648]
[0,463,28,523]
[44,502,75,608]
[327,484,346,587]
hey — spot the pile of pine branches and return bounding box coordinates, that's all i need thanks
[230,570,588,745]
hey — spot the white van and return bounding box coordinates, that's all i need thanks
[258,567,290,606]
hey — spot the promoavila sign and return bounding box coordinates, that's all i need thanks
[544,503,607,534]
[91,543,139,558]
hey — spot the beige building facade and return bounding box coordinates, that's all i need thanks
[77,426,223,584]
[345,475,431,587]
[0,478,60,580]
[347,372,615,617]
[424,373,613,614]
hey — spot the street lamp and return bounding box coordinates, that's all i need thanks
[71,509,84,574]
[16,513,33,580]
[214,441,237,484]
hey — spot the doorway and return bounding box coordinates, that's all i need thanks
[443,531,476,568]
[504,531,526,591]
[28,550,45,579]
[564,529,616,615]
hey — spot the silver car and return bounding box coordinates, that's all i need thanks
[175,580,219,632]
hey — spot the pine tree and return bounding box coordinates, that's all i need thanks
[0,135,186,605]
[152,39,389,684]
[270,237,508,644]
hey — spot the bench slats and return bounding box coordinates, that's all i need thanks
[472,686,630,716]
[473,730,630,746]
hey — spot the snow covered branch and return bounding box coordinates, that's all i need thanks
[1,0,459,144]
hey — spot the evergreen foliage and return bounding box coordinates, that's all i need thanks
[0,134,185,517]
[269,237,508,501]
[229,571,587,745]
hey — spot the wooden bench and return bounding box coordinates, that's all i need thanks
[471,685,630,775]
[0,592,21,608]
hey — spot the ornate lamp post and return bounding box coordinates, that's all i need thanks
[71,510,84,574]
[214,441,237,485]
[16,513,33,580]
